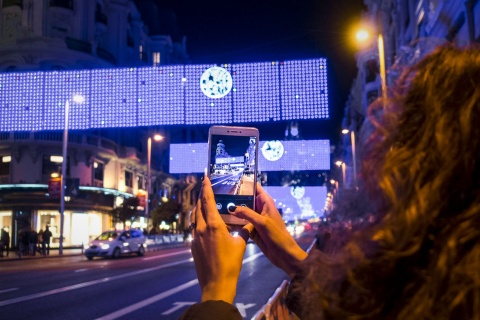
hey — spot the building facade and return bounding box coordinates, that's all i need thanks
[0,0,187,249]
[339,0,480,190]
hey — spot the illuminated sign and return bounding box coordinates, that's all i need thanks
[0,59,329,131]
[263,186,327,219]
[169,140,330,173]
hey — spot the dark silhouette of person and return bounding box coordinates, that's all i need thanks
[28,229,38,256]
[0,227,9,257]
[42,226,52,255]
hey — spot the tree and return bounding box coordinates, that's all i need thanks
[110,197,140,229]
[149,199,181,230]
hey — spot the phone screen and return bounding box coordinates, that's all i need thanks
[208,133,257,215]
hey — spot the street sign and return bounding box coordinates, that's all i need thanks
[48,177,61,198]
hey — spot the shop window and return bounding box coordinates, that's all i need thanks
[125,171,133,188]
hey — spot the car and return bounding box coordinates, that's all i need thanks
[85,229,146,260]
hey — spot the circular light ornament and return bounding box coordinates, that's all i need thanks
[200,66,232,98]
[291,186,305,199]
[261,140,285,161]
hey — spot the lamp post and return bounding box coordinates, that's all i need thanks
[335,160,346,189]
[145,134,164,228]
[59,94,84,255]
[356,29,387,103]
[342,129,358,188]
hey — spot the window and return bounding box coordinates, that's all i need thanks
[93,161,104,181]
[2,0,23,9]
[49,0,73,10]
[0,156,11,176]
[125,171,133,188]
[137,175,144,190]
[364,59,379,83]
[42,155,70,176]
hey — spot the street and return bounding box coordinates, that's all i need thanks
[0,232,315,319]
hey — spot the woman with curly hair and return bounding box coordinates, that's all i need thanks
[180,44,480,320]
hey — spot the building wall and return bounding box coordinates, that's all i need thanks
[0,0,188,71]
[339,0,479,189]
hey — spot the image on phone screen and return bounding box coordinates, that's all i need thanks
[209,134,257,215]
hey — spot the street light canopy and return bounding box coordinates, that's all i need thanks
[335,160,343,167]
[71,94,85,104]
[356,29,370,42]
[342,129,349,134]
[153,134,164,142]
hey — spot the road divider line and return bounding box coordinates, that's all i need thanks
[95,279,199,320]
[142,249,191,261]
[96,251,265,319]
[0,258,193,307]
[0,288,18,294]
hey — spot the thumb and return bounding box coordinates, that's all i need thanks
[229,205,264,227]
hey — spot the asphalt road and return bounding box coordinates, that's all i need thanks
[0,232,315,320]
[210,173,241,194]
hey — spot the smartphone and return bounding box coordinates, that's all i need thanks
[207,126,259,225]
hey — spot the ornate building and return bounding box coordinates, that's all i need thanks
[338,0,479,190]
[0,0,189,248]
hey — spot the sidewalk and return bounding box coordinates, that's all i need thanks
[0,242,189,262]
[0,247,84,262]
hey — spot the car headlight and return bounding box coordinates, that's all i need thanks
[101,244,110,250]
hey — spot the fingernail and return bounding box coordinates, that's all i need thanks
[228,205,236,213]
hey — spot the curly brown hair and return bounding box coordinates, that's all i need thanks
[294,45,480,319]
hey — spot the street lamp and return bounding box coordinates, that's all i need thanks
[335,161,346,189]
[343,129,358,187]
[146,134,164,227]
[356,29,387,103]
[59,94,85,255]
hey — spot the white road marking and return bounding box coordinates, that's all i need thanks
[96,281,199,320]
[97,252,265,319]
[74,269,88,272]
[0,258,193,307]
[0,288,19,294]
[142,249,191,261]
[161,302,196,315]
[236,303,257,317]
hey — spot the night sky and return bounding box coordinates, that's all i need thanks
[140,0,366,144]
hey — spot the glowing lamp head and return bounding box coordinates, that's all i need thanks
[153,134,164,142]
[72,94,85,104]
[356,30,370,42]
[335,161,343,167]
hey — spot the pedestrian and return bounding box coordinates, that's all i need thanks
[180,44,480,319]
[37,229,44,255]
[42,226,52,255]
[28,228,38,256]
[19,228,29,257]
[0,227,8,257]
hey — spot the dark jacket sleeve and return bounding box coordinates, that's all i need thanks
[178,300,242,320]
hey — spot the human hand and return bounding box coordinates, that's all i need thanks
[190,176,251,303]
[228,184,307,277]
